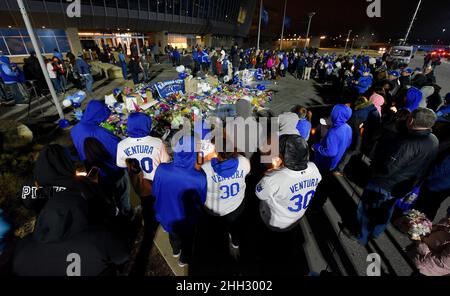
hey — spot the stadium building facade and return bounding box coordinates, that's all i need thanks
[0,0,256,56]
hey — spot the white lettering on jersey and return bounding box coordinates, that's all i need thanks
[256,163,322,230]
[202,156,250,216]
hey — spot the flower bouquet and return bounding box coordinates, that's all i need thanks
[394,209,433,241]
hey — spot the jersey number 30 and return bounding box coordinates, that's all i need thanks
[288,190,315,212]
[140,157,154,174]
[219,183,240,199]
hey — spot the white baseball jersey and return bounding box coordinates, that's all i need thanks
[202,155,251,216]
[256,162,322,230]
[117,136,170,181]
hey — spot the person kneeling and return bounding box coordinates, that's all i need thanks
[256,135,322,231]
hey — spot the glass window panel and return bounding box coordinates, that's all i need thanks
[150,0,157,12]
[174,0,180,15]
[0,38,9,55]
[39,36,58,53]
[91,0,105,6]
[23,37,36,54]
[187,0,193,16]
[129,0,138,10]
[56,37,71,52]
[106,0,117,8]
[117,0,128,9]
[181,0,187,15]
[158,0,166,13]
[53,29,67,37]
[36,29,54,37]
[18,29,29,37]
[5,37,27,55]
[193,0,198,17]
[140,0,149,11]
[1,29,20,37]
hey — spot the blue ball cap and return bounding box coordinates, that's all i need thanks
[58,118,71,129]
[445,93,450,103]
[403,68,413,74]
[388,70,400,77]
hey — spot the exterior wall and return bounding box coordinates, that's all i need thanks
[66,27,82,55]
[0,0,256,38]
[154,31,168,50]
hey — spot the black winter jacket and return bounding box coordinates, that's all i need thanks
[370,129,439,198]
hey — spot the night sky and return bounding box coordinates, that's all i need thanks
[253,0,450,44]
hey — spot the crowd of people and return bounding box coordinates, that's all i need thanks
[0,49,94,107]
[0,43,449,276]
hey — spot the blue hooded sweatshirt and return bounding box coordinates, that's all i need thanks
[211,157,240,178]
[436,105,450,120]
[355,75,373,94]
[153,137,207,234]
[127,112,152,138]
[0,56,19,84]
[405,87,423,112]
[313,104,353,171]
[70,100,121,172]
[296,118,312,141]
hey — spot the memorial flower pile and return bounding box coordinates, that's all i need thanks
[95,78,273,138]
[394,209,433,241]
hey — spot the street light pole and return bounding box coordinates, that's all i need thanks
[257,0,263,51]
[344,29,352,53]
[403,0,422,45]
[16,0,65,123]
[280,0,287,50]
[304,12,316,51]
[350,37,356,51]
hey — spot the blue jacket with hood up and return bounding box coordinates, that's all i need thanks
[0,56,19,84]
[313,104,353,171]
[153,137,207,234]
[127,112,152,138]
[71,100,121,172]
[355,76,373,94]
[405,87,423,112]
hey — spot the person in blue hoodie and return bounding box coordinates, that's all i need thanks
[353,68,373,95]
[310,104,352,211]
[192,47,199,75]
[118,50,128,80]
[153,136,207,267]
[0,55,24,104]
[312,104,353,172]
[291,105,312,140]
[335,97,377,175]
[200,49,210,73]
[436,93,450,121]
[53,48,64,62]
[172,47,181,67]
[403,86,423,112]
[75,53,94,93]
[71,100,131,217]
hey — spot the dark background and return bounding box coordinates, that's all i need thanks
[250,0,450,44]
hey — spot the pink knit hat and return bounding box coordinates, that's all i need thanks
[370,93,385,116]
